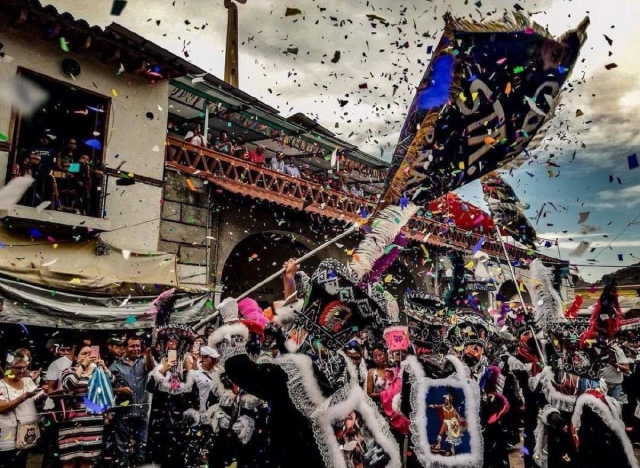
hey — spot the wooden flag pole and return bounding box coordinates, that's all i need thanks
[193,222,361,330]
[494,228,547,367]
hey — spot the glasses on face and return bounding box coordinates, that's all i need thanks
[11,366,28,371]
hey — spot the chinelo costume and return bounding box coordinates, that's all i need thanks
[529,268,638,468]
[145,288,199,468]
[209,258,402,468]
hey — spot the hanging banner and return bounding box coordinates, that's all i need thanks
[481,173,537,249]
[380,12,589,207]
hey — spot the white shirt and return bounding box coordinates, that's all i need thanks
[45,356,72,384]
[194,368,216,412]
[350,187,364,198]
[185,132,207,147]
[602,345,629,385]
[0,378,38,451]
[284,164,301,178]
[270,158,285,172]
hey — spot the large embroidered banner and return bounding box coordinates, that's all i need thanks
[381,13,589,207]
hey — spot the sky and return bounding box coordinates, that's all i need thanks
[44,0,640,282]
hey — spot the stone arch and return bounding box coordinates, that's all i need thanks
[220,231,322,308]
[498,279,532,304]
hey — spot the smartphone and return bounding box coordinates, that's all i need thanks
[90,346,100,359]
[168,350,177,363]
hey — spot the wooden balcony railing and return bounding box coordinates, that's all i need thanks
[165,136,560,264]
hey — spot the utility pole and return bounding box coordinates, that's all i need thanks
[223,0,246,88]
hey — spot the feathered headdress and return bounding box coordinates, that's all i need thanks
[530,259,565,330]
[582,279,621,343]
[150,288,195,359]
[349,203,419,284]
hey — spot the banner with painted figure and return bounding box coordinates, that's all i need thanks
[380,12,589,208]
[481,173,538,249]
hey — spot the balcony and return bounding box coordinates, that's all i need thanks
[164,136,559,264]
[2,164,111,232]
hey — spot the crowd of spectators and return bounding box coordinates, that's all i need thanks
[181,125,379,201]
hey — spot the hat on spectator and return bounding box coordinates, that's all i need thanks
[107,337,124,346]
[200,346,220,359]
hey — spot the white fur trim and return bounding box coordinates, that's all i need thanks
[530,367,576,412]
[317,384,402,468]
[349,203,419,280]
[572,393,639,468]
[275,352,401,468]
[507,355,532,373]
[208,323,249,347]
[273,299,304,325]
[409,359,484,468]
[533,405,561,468]
[150,365,196,395]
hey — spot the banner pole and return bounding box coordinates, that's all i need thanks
[193,222,361,330]
[494,228,547,367]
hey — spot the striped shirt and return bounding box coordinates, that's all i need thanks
[110,357,149,417]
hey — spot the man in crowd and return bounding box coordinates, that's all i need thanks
[284,157,301,178]
[233,136,249,160]
[248,145,266,167]
[301,164,316,182]
[104,337,125,367]
[193,346,220,412]
[109,335,155,468]
[214,130,232,154]
[350,181,365,198]
[602,340,630,401]
[270,151,285,172]
[44,338,76,394]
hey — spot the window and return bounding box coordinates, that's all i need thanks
[8,69,110,218]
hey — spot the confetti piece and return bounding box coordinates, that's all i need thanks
[513,66,524,74]
[628,154,638,170]
[0,133,8,142]
[122,250,131,260]
[42,259,58,267]
[69,278,82,284]
[0,177,34,209]
[285,7,302,16]
[577,211,590,224]
[384,274,392,283]
[111,88,118,97]
[60,37,69,52]
[186,179,197,192]
[605,63,618,70]
[111,0,128,16]
[85,139,102,150]
[125,315,137,325]
[505,82,512,95]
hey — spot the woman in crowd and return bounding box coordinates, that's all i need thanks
[366,344,392,405]
[0,351,43,468]
[57,341,114,468]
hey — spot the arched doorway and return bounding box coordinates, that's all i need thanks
[221,232,321,308]
[498,280,532,304]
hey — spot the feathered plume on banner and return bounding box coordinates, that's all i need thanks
[379,12,589,208]
[481,173,537,249]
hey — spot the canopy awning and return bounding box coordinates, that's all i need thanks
[0,276,212,329]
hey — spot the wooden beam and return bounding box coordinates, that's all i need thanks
[100,47,121,64]
[43,22,62,40]
[70,35,92,53]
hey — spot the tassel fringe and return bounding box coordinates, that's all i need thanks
[349,203,419,280]
[530,260,565,329]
